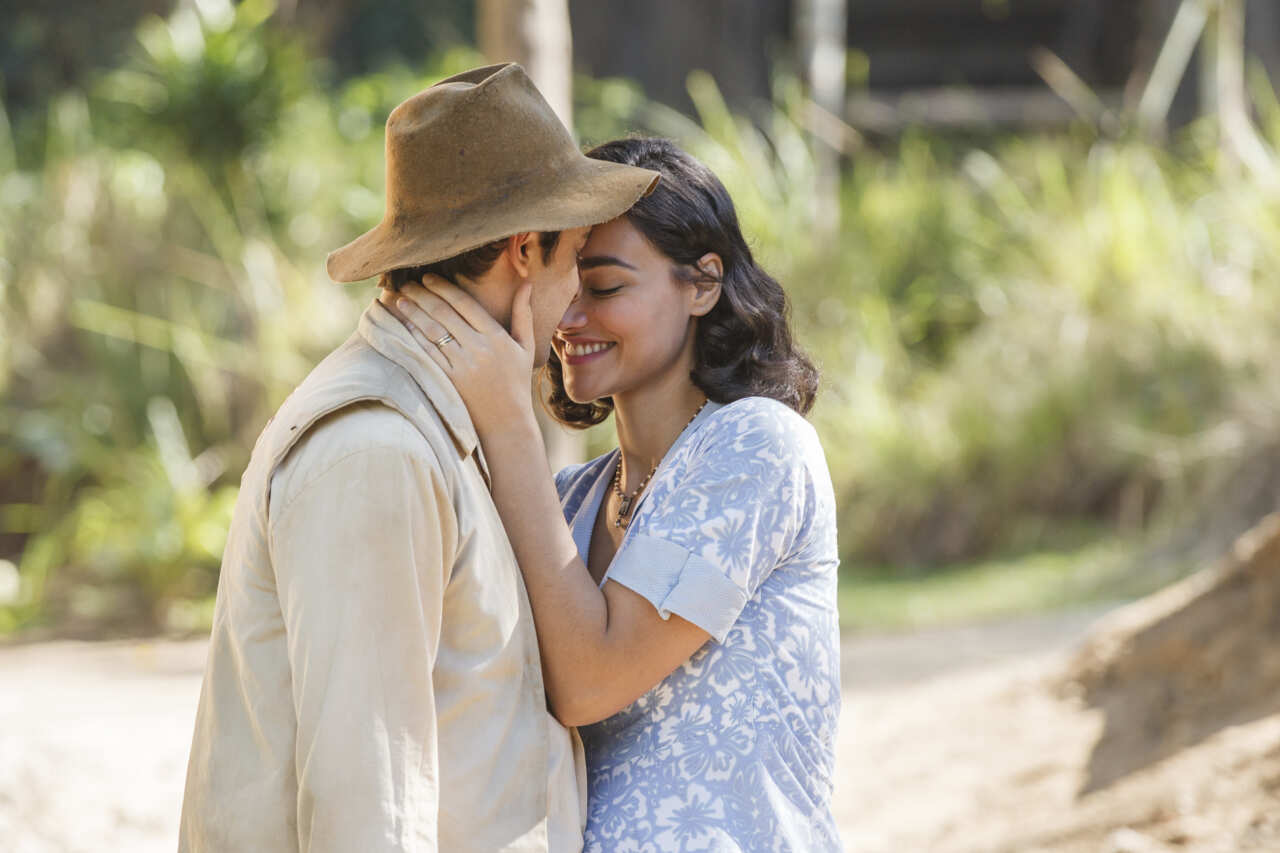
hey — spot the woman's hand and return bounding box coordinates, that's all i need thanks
[394,275,538,439]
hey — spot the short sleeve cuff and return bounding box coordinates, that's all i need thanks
[607,534,749,643]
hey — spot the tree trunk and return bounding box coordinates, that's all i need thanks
[1214,0,1280,187]
[1245,0,1280,89]
[477,0,584,471]
[796,0,847,231]
[1134,0,1280,187]
[1135,0,1211,135]
[477,0,574,127]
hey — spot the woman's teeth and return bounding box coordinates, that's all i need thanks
[565,341,613,356]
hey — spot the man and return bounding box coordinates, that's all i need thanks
[178,63,658,852]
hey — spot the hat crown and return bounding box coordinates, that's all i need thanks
[325,62,660,283]
[382,64,576,224]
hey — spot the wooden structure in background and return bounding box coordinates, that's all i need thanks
[569,0,791,116]
[19,1,1280,138]
[569,0,1280,133]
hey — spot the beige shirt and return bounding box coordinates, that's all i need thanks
[179,301,585,852]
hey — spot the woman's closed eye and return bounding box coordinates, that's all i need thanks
[589,284,625,297]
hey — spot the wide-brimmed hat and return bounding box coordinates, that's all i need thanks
[326,63,659,282]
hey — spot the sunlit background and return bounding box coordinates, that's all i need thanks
[3,1,1280,850]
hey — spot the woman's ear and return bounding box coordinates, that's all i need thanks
[689,252,723,317]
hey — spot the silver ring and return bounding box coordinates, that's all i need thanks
[432,332,455,348]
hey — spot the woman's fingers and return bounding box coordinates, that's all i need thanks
[399,277,460,317]
[398,277,487,337]
[395,295,460,369]
[396,282,488,355]
[420,276,506,334]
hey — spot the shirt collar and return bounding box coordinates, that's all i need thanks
[357,298,481,463]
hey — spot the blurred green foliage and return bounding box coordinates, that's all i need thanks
[614,71,1280,573]
[94,0,307,174]
[3,2,1280,635]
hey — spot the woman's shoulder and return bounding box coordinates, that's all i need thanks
[682,398,832,498]
[699,396,820,454]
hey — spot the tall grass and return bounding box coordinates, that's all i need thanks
[3,2,1280,634]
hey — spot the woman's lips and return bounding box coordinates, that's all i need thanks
[560,340,616,365]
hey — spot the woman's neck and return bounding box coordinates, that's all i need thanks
[612,370,707,490]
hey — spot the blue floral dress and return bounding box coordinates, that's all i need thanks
[555,397,842,852]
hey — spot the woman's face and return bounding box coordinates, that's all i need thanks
[553,217,701,405]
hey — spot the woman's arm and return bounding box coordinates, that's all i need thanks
[482,410,711,725]
[393,280,710,726]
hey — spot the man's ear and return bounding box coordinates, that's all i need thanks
[505,232,538,279]
[689,252,723,317]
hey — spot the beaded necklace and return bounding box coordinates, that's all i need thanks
[611,399,708,528]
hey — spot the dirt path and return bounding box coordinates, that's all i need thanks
[836,606,1280,853]
[835,607,1115,852]
[1,639,207,853]
[4,605,1274,851]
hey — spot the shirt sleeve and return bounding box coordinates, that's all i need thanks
[271,443,454,852]
[607,402,811,643]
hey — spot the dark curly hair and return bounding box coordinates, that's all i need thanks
[543,137,819,426]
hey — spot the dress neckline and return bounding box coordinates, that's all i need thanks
[567,401,724,586]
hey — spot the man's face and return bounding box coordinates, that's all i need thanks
[524,226,592,367]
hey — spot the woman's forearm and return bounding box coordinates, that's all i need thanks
[478,412,619,721]
[479,413,713,726]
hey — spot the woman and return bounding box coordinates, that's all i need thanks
[397,138,841,851]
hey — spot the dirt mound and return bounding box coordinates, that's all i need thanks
[1052,512,1280,844]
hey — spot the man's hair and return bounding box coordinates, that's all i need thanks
[380,231,562,291]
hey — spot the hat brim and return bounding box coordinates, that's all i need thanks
[326,158,660,283]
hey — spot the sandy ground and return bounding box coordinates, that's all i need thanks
[835,607,1114,853]
[836,606,1280,853]
[4,606,1277,852]
[1,639,207,853]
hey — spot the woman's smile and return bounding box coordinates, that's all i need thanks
[560,337,616,364]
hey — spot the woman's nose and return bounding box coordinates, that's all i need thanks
[558,295,587,332]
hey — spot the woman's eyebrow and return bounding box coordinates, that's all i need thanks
[579,255,638,271]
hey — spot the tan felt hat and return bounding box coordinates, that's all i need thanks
[326,63,660,282]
